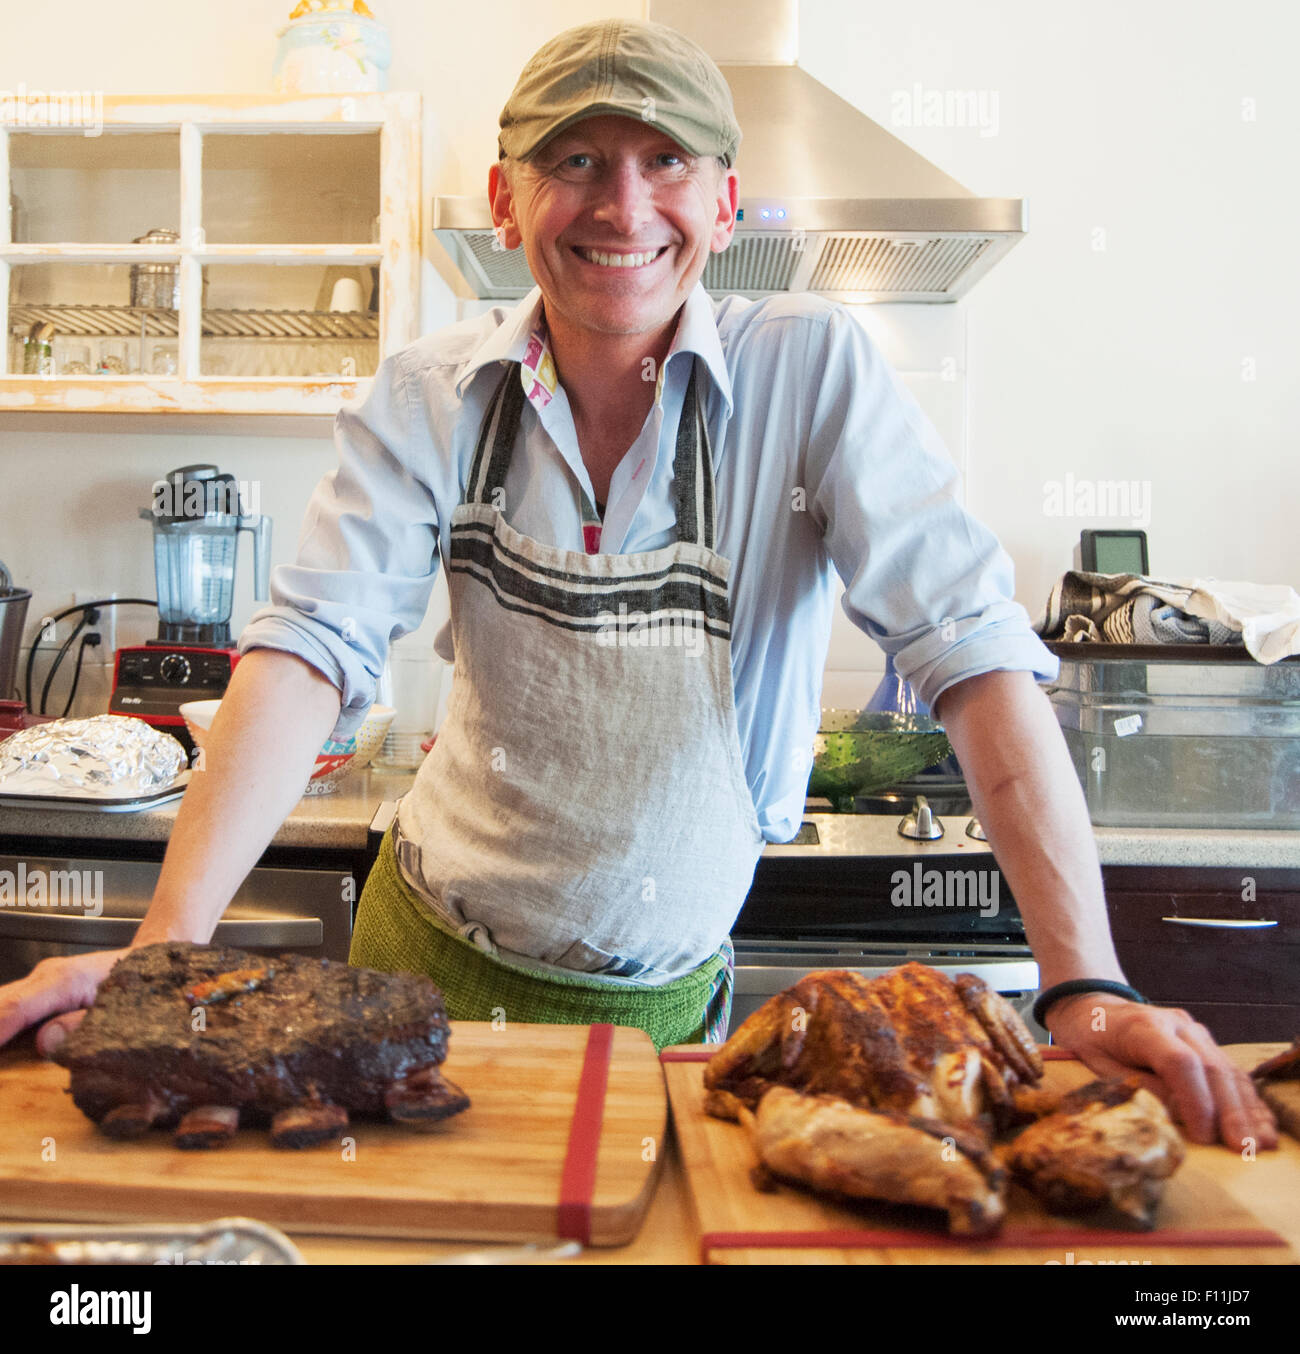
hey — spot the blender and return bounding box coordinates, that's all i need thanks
[109,465,271,753]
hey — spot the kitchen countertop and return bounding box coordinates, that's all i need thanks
[1,770,1298,867]
[0,765,419,850]
[1091,825,1300,869]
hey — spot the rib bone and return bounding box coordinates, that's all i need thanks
[270,1103,349,1149]
[384,1066,471,1128]
[175,1105,240,1149]
[101,1097,166,1140]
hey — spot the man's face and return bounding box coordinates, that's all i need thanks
[488,115,739,341]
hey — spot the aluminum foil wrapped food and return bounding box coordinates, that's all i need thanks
[0,714,186,797]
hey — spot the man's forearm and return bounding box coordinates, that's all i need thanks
[933,669,1126,991]
[133,649,344,947]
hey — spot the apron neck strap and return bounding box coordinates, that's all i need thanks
[468,359,716,549]
[670,360,714,550]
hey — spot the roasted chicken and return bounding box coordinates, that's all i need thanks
[743,1087,1007,1236]
[1000,1079,1185,1228]
[705,965,1185,1233]
[704,963,1042,1133]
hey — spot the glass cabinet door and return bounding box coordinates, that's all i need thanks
[201,131,380,244]
[8,130,180,244]
[200,262,378,379]
[1,94,419,414]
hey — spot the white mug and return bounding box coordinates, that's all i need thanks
[330,277,365,312]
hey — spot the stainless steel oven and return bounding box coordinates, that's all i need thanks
[730,805,1045,1037]
[0,850,354,986]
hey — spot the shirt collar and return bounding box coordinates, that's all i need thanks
[454,282,734,418]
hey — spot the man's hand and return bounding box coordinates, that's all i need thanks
[1046,992,1278,1152]
[0,949,127,1057]
[935,670,1281,1154]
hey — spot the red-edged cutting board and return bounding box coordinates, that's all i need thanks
[663,1047,1294,1265]
[0,1023,664,1245]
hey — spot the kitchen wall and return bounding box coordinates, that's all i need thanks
[1,0,1294,719]
[803,0,1299,607]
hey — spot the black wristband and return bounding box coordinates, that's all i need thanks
[1032,979,1149,1029]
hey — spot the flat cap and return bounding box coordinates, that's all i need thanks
[499,19,742,167]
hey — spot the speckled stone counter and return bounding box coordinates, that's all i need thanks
[0,766,418,851]
[2,772,1298,869]
[1092,826,1300,870]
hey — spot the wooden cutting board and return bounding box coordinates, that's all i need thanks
[664,1048,1295,1265]
[0,1022,665,1246]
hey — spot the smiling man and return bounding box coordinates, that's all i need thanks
[490,112,736,510]
[0,19,1275,1151]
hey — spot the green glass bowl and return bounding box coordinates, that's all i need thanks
[807,709,953,812]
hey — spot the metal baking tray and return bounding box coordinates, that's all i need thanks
[0,1216,304,1265]
[0,770,190,813]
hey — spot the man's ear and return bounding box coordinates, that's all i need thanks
[710,165,739,254]
[488,160,524,251]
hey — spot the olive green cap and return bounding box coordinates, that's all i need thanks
[498,19,742,167]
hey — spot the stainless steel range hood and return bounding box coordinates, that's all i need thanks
[432,1,1025,303]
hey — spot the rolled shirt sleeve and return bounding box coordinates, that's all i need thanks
[237,351,442,742]
[803,305,1058,709]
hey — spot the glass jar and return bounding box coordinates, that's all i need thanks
[22,335,53,376]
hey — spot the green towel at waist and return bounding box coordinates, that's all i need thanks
[349,824,732,1051]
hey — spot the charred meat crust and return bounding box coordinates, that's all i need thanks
[52,942,461,1133]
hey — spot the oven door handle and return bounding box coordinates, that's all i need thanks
[0,913,323,948]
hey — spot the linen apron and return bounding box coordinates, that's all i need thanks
[352,357,764,1041]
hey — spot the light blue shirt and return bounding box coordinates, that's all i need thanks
[238,283,1058,843]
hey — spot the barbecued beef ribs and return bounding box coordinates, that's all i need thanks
[52,942,469,1147]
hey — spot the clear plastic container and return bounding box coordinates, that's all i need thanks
[1046,646,1300,829]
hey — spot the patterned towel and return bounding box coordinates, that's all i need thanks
[1037,572,1242,647]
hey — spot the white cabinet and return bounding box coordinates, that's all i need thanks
[1,93,420,415]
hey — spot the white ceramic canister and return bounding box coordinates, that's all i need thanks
[273,12,392,93]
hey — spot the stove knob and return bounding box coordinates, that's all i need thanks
[965,818,988,841]
[159,653,192,685]
[898,794,944,841]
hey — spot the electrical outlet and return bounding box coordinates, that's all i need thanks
[73,590,117,653]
